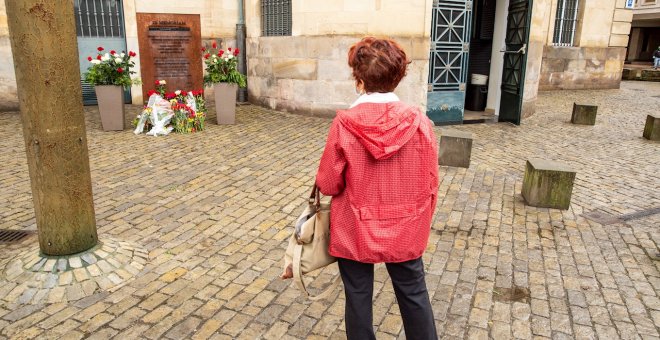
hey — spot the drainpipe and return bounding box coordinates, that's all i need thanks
[237,0,248,103]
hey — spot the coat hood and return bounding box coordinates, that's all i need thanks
[337,102,422,160]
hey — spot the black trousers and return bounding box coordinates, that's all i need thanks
[338,257,438,340]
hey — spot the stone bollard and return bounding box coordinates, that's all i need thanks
[643,114,660,141]
[571,103,598,125]
[438,128,473,168]
[521,159,576,210]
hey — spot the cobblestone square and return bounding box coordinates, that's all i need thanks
[0,81,658,339]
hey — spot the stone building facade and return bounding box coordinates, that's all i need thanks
[537,0,633,91]
[626,0,660,63]
[0,0,633,124]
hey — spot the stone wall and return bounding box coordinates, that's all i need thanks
[246,36,429,117]
[539,46,626,90]
[0,2,17,111]
[243,0,431,117]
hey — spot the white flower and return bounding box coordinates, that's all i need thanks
[91,59,101,65]
[224,57,229,62]
[228,54,234,59]
[159,80,166,85]
[175,90,181,95]
[120,52,125,58]
[114,57,122,63]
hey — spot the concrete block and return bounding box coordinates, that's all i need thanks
[522,159,576,210]
[640,70,660,82]
[438,128,473,168]
[571,103,598,125]
[643,115,660,141]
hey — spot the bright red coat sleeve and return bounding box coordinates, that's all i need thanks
[316,118,346,196]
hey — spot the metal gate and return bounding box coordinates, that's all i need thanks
[426,0,472,125]
[74,0,129,105]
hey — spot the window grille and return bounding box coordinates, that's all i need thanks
[261,0,292,36]
[552,0,579,46]
[74,0,125,38]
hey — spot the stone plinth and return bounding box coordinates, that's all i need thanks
[522,159,576,210]
[439,128,473,168]
[571,103,598,125]
[643,114,660,141]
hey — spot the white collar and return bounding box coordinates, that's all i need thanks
[349,92,400,108]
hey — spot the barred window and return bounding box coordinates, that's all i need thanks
[74,0,125,38]
[552,0,579,46]
[261,0,292,36]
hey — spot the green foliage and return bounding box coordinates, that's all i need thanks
[202,45,247,88]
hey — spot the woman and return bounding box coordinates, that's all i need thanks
[316,37,439,340]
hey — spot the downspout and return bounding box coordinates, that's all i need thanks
[237,0,248,102]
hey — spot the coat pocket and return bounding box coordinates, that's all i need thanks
[359,203,417,221]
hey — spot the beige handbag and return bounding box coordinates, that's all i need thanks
[283,184,340,300]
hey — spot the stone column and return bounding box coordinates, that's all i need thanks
[5,0,98,255]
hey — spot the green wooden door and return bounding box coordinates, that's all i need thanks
[498,0,532,125]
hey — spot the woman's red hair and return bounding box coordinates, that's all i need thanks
[347,37,410,93]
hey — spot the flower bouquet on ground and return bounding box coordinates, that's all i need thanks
[133,80,206,136]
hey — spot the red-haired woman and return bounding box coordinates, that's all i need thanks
[316,37,439,339]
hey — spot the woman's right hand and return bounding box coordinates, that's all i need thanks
[280,264,293,279]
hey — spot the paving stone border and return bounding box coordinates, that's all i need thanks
[0,238,147,305]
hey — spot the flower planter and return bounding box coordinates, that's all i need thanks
[95,85,125,131]
[214,83,238,124]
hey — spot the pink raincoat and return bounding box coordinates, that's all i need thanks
[316,100,439,263]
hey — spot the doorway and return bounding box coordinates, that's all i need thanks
[464,0,497,123]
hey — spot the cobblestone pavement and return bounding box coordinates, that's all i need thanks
[0,80,658,339]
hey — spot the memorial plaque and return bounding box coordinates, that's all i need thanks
[137,14,203,101]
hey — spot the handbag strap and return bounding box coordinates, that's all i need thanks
[292,243,341,301]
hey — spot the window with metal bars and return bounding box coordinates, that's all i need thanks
[74,0,125,38]
[261,0,292,36]
[552,0,579,46]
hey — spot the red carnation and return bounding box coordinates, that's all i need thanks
[97,46,104,51]
[129,51,136,57]
[155,80,160,85]
[201,47,206,52]
[234,48,239,56]
[110,50,116,55]
[204,53,210,59]
[117,67,124,73]
[97,55,102,60]
[218,50,224,56]
[87,56,92,61]
[181,91,187,96]
[212,41,217,49]
[228,47,232,51]
[147,90,157,97]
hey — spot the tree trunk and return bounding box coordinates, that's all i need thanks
[5,0,98,255]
